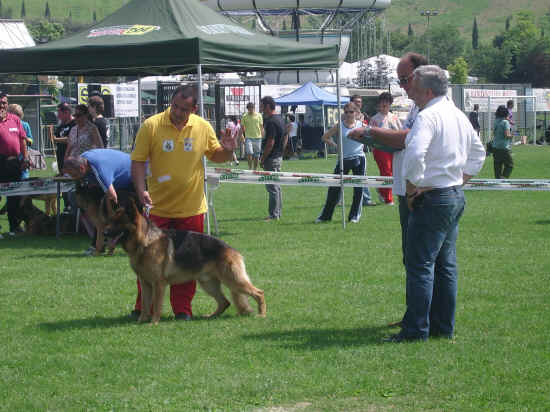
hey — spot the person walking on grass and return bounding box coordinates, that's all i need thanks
[492,105,514,179]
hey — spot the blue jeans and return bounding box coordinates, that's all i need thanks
[403,187,465,339]
[318,156,365,222]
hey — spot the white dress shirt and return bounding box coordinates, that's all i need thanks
[402,95,486,188]
[392,104,420,196]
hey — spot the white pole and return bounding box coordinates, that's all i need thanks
[336,71,345,229]
[322,104,328,159]
[487,96,491,143]
[198,64,211,235]
[534,98,537,144]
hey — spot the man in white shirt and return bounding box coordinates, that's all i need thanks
[387,65,485,342]
[349,52,428,327]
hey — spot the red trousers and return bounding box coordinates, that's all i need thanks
[135,213,204,316]
[373,149,394,204]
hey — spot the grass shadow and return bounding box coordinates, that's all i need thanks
[38,315,141,331]
[243,325,389,349]
[534,220,550,225]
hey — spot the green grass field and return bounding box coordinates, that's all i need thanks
[1,146,549,411]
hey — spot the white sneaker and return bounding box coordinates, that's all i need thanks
[0,233,4,239]
[350,218,359,223]
[315,218,328,224]
[386,202,394,206]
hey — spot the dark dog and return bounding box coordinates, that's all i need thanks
[18,197,73,235]
[102,195,266,324]
[74,183,115,256]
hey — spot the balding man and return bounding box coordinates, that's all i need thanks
[385,65,485,342]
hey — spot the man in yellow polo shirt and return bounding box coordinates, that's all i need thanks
[241,102,263,170]
[131,85,236,321]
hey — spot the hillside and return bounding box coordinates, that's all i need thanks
[1,0,548,45]
[384,0,549,43]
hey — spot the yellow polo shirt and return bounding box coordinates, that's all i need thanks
[241,112,263,139]
[131,109,221,218]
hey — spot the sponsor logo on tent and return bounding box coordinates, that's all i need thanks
[87,25,161,38]
[198,24,252,36]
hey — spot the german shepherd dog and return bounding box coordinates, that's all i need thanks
[17,197,73,235]
[75,183,115,256]
[102,195,266,324]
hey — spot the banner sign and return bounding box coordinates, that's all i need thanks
[78,82,139,118]
[206,168,550,191]
[224,85,260,116]
[525,88,550,112]
[463,89,517,113]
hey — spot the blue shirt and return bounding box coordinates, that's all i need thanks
[81,149,132,191]
[341,120,365,159]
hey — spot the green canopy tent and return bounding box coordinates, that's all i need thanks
[0,0,349,229]
[0,0,339,76]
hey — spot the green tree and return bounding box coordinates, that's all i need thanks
[505,16,512,31]
[93,10,97,22]
[468,43,512,83]
[44,2,51,19]
[390,30,411,57]
[448,57,468,84]
[20,0,25,18]
[472,17,479,50]
[408,23,413,37]
[407,25,464,68]
[29,20,64,43]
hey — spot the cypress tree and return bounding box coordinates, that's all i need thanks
[0,0,3,18]
[505,16,511,31]
[472,17,479,50]
[93,10,97,22]
[408,23,414,37]
[21,0,25,18]
[45,2,50,19]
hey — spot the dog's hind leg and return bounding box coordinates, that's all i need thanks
[198,278,230,318]
[220,255,266,317]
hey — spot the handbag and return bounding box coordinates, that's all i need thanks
[486,140,495,155]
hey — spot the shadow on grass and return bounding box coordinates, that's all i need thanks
[243,325,388,349]
[38,315,151,331]
[534,220,550,225]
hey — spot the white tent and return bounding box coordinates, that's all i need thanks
[0,19,34,49]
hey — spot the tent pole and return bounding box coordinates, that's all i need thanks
[322,104,327,160]
[136,76,142,151]
[198,64,211,235]
[336,71,345,229]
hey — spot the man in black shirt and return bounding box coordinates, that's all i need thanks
[259,96,286,221]
[54,102,75,173]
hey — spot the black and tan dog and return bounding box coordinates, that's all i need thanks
[102,196,266,324]
[17,197,73,235]
[74,183,116,256]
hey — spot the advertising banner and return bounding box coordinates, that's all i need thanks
[464,89,517,112]
[78,82,139,117]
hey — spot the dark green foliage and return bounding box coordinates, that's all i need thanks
[472,17,479,50]
[44,1,50,19]
[408,23,413,36]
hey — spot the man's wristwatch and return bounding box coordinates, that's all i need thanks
[362,125,372,138]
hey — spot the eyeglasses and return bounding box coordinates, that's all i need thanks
[344,111,356,114]
[398,73,414,86]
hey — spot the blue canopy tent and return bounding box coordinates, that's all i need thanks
[275,81,349,157]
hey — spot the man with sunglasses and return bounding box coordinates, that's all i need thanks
[349,52,428,327]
